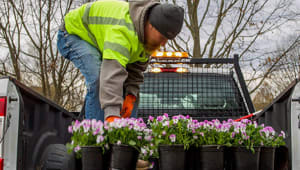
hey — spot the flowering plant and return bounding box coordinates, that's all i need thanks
[227,119,263,152]
[189,119,232,147]
[260,126,286,147]
[105,118,152,152]
[66,119,108,158]
[148,114,192,150]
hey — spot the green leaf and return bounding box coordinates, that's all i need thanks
[129,140,136,146]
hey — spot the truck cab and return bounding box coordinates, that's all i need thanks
[138,52,254,121]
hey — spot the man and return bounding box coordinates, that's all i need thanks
[57,0,184,122]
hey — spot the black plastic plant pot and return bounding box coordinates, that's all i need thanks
[259,147,275,170]
[81,146,105,170]
[158,144,186,170]
[186,145,224,170]
[109,144,139,170]
[103,147,111,170]
[230,146,261,170]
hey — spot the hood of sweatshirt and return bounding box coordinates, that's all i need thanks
[129,0,160,44]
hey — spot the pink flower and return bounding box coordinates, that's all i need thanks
[97,135,104,143]
[74,146,81,152]
[157,116,164,122]
[169,134,176,143]
[74,120,81,131]
[145,135,153,141]
[200,132,204,137]
[148,116,154,121]
[93,128,100,136]
[279,131,286,138]
[68,125,73,133]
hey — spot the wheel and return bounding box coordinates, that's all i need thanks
[39,144,77,170]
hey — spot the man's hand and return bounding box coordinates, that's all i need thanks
[105,116,120,122]
[120,94,136,118]
[136,160,151,170]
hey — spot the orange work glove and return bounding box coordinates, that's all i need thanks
[120,94,136,118]
[105,116,120,123]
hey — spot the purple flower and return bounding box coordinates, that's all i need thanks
[97,135,104,143]
[141,148,147,155]
[193,135,198,139]
[83,122,90,133]
[200,132,204,137]
[179,115,185,119]
[149,149,154,156]
[117,140,122,145]
[145,135,153,141]
[231,132,235,138]
[157,116,164,122]
[74,120,81,132]
[137,136,142,140]
[162,130,166,136]
[169,134,176,143]
[93,128,100,136]
[186,115,190,119]
[279,131,286,138]
[150,162,155,169]
[216,124,222,129]
[148,116,154,121]
[163,113,169,118]
[162,121,169,127]
[74,146,81,152]
[68,125,73,133]
[172,115,179,120]
[227,119,234,123]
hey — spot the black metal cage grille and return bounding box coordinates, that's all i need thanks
[137,56,254,121]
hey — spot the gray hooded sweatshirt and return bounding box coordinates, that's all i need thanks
[100,0,160,119]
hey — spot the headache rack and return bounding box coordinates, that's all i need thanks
[137,54,255,121]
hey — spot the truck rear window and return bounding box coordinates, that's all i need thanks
[138,72,248,120]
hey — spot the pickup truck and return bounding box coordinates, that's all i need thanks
[0,54,298,170]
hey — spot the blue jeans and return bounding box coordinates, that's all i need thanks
[57,30,137,121]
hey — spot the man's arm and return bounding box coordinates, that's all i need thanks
[100,59,128,120]
[124,60,149,97]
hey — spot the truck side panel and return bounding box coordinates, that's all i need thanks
[256,79,300,170]
[290,82,300,170]
[2,77,77,170]
[0,78,19,170]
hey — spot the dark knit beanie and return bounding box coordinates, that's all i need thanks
[148,4,184,39]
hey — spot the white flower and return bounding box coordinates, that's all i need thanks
[97,135,104,143]
[117,140,122,145]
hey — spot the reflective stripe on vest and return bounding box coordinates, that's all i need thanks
[82,2,134,59]
[82,3,98,49]
[89,17,135,31]
[104,42,130,59]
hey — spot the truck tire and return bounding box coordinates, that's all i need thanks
[39,144,77,170]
